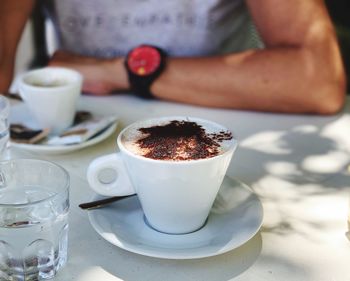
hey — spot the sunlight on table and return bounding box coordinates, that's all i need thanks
[77,267,124,281]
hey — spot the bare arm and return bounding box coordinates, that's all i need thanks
[50,0,346,114]
[151,0,346,114]
[0,0,35,93]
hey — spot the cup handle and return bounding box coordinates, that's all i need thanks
[87,153,135,196]
[17,75,27,100]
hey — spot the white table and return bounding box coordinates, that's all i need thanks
[4,95,350,281]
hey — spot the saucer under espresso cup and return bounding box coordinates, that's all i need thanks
[87,116,238,234]
[88,176,263,259]
[18,67,82,135]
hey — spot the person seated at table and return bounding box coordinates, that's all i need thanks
[0,0,346,114]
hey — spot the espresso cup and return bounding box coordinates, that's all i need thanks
[18,67,83,135]
[87,116,237,234]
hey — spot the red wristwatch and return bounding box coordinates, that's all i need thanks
[125,45,167,99]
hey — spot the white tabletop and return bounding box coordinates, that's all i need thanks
[3,95,350,281]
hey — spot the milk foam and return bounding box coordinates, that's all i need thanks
[121,117,234,161]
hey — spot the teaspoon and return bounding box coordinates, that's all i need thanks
[79,194,136,210]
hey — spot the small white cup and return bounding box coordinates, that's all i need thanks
[87,116,238,234]
[18,67,83,135]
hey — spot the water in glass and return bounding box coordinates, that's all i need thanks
[0,159,69,280]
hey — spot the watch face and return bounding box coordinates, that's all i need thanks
[127,46,161,76]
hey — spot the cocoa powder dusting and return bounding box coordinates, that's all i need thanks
[136,120,232,160]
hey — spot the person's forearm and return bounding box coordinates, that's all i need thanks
[151,43,345,114]
[48,0,346,114]
[150,0,346,114]
[0,0,35,92]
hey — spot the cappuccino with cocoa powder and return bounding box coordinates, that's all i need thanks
[88,116,238,234]
[122,118,233,161]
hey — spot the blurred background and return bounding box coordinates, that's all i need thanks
[325,0,349,93]
[14,0,349,93]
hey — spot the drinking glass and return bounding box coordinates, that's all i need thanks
[0,159,70,280]
[0,96,10,155]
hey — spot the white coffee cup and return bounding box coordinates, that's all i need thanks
[87,116,238,234]
[18,67,83,135]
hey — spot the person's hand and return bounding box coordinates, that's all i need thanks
[49,50,129,96]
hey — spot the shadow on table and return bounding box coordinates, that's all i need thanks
[229,108,350,241]
[233,116,350,187]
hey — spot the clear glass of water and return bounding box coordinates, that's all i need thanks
[0,96,10,155]
[0,159,70,280]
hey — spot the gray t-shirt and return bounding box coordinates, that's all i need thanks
[45,0,261,58]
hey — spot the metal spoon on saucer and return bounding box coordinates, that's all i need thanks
[79,194,136,210]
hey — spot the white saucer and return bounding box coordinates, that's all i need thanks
[88,176,263,259]
[10,123,117,154]
[9,102,118,154]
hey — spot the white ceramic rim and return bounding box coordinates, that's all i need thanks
[0,158,69,207]
[18,66,83,92]
[88,177,263,259]
[10,122,117,154]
